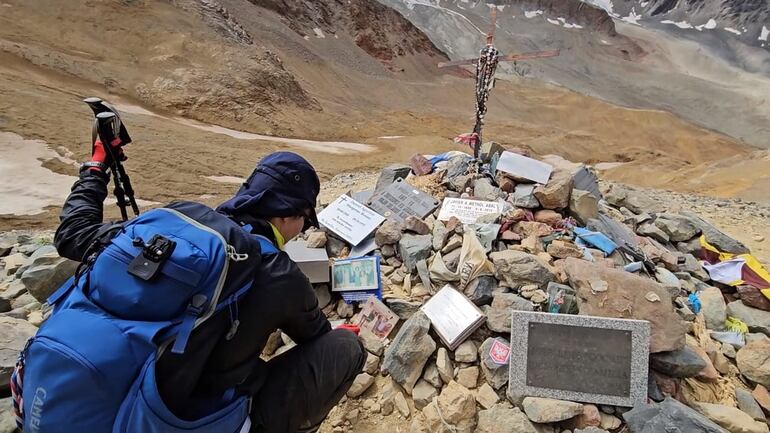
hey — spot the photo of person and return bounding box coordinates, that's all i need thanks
[357,296,398,339]
[331,257,380,292]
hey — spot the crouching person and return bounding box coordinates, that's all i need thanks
[13,142,364,433]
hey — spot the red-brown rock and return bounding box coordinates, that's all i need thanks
[737,285,770,312]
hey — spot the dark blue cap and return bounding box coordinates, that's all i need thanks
[216,152,320,226]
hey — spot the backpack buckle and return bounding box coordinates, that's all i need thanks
[127,235,177,281]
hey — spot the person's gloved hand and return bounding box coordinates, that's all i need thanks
[335,324,360,336]
[89,137,125,172]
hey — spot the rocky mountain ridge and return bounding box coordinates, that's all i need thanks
[584,0,770,50]
[249,0,448,68]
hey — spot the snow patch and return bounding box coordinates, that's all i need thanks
[563,22,583,29]
[524,10,543,18]
[581,0,614,15]
[724,27,743,35]
[547,18,560,25]
[205,176,245,184]
[621,8,642,25]
[661,20,693,29]
[695,19,717,31]
[759,25,769,42]
[313,28,325,38]
[640,1,648,6]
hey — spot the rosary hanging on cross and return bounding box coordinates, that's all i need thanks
[438,7,560,159]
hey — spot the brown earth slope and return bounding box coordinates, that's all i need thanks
[0,0,764,230]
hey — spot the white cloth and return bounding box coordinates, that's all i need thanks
[703,258,746,285]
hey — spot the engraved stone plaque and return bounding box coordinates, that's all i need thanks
[367,178,440,222]
[508,311,649,407]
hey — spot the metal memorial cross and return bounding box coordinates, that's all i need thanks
[438,7,560,159]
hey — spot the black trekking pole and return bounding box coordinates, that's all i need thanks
[83,97,140,220]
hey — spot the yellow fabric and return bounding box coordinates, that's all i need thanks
[269,223,286,250]
[725,317,749,334]
[700,235,770,297]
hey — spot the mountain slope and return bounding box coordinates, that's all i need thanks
[376,0,770,147]
[584,0,769,52]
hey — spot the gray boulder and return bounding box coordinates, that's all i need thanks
[382,311,436,393]
[374,164,411,194]
[654,214,701,242]
[375,219,403,246]
[20,246,78,302]
[0,233,19,257]
[446,156,471,180]
[569,189,599,224]
[489,250,554,290]
[681,211,750,254]
[511,184,541,209]
[476,404,537,433]
[727,301,770,336]
[0,397,16,433]
[384,298,422,320]
[398,234,432,273]
[463,276,497,306]
[474,178,503,201]
[699,287,727,330]
[0,316,38,392]
[487,293,534,333]
[622,396,729,433]
[649,346,707,378]
[737,339,770,388]
[603,184,656,214]
[637,223,670,244]
[736,388,766,422]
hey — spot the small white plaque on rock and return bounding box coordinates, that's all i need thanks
[437,198,504,224]
[318,195,385,246]
[496,151,553,185]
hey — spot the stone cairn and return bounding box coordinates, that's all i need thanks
[1,146,769,433]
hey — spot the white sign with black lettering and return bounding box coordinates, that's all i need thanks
[318,195,385,246]
[437,198,504,224]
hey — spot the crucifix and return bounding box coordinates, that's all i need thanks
[438,7,560,159]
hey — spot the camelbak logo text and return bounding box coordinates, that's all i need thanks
[29,387,46,432]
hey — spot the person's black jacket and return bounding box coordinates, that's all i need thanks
[54,171,331,418]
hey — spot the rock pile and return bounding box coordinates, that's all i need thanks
[1,147,769,433]
[307,148,770,433]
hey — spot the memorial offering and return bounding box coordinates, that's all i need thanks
[318,194,385,246]
[437,197,504,224]
[367,178,440,222]
[495,151,553,184]
[508,311,650,407]
[356,296,399,339]
[421,284,486,350]
[332,256,381,292]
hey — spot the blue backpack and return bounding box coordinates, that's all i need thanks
[13,202,277,433]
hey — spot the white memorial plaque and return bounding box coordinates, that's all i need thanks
[437,198,504,224]
[421,285,486,350]
[318,195,385,246]
[496,151,553,185]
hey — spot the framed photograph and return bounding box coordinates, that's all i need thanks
[331,256,381,292]
[356,296,399,339]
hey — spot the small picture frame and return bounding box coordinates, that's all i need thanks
[357,296,399,340]
[332,256,381,293]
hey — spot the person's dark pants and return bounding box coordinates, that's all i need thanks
[249,329,366,433]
